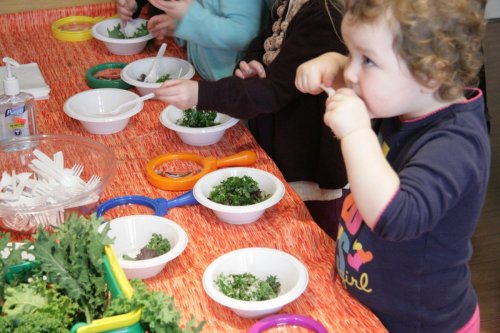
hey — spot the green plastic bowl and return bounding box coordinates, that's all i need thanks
[86,62,132,89]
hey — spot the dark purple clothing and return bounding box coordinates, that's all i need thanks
[133,0,163,18]
[197,0,348,190]
[336,89,490,332]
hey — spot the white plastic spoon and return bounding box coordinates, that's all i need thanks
[33,149,58,169]
[319,83,335,97]
[121,20,130,38]
[144,43,167,83]
[104,92,155,116]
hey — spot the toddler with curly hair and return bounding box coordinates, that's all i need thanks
[296,0,489,331]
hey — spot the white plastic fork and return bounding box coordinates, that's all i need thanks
[0,171,12,192]
[70,164,84,178]
[85,175,102,190]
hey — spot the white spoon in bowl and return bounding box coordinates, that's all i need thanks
[144,43,167,83]
[104,92,155,116]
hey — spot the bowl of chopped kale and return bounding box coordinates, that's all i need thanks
[121,57,195,96]
[159,105,239,146]
[193,167,285,224]
[102,215,188,279]
[202,247,308,318]
[91,18,153,55]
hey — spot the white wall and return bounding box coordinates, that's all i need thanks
[486,0,500,19]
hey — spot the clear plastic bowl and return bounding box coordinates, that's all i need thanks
[0,134,116,233]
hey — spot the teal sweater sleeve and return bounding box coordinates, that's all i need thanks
[175,1,264,51]
[173,1,265,80]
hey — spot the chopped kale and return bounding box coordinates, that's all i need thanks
[208,175,270,206]
[176,107,220,128]
[215,273,280,301]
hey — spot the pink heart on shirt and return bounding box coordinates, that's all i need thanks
[347,249,373,271]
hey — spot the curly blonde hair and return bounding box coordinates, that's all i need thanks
[344,0,486,100]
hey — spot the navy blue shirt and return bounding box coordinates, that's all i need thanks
[336,89,490,332]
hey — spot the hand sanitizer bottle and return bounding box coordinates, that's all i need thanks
[0,57,37,142]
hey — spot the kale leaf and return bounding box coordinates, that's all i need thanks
[2,278,78,328]
[107,22,149,39]
[0,312,68,333]
[105,279,205,333]
[29,213,113,323]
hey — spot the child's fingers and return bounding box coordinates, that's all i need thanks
[238,61,253,76]
[117,0,136,16]
[248,61,266,78]
[158,79,182,90]
[234,69,246,79]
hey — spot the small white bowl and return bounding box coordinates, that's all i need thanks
[91,18,153,55]
[159,105,239,146]
[63,88,144,135]
[102,215,188,279]
[203,247,308,319]
[121,57,195,96]
[193,167,285,224]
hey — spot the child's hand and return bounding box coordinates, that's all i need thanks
[148,14,176,38]
[323,88,371,140]
[235,60,266,79]
[155,79,199,110]
[117,0,138,22]
[149,0,193,20]
[295,52,347,95]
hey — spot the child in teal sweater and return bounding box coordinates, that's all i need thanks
[117,0,267,81]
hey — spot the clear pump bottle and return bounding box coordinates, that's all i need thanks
[0,57,37,142]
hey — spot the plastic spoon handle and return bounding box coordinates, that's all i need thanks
[33,149,58,169]
[319,83,335,97]
[144,43,167,83]
[215,150,257,168]
[121,19,129,38]
[106,93,155,115]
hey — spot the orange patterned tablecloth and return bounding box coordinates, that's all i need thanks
[0,4,386,332]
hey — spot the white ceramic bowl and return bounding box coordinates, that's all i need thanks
[193,167,285,224]
[121,57,195,96]
[91,18,153,55]
[102,215,188,279]
[203,247,308,319]
[159,105,239,146]
[63,88,144,135]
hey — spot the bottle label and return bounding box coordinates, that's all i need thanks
[3,105,30,138]
[5,106,25,117]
